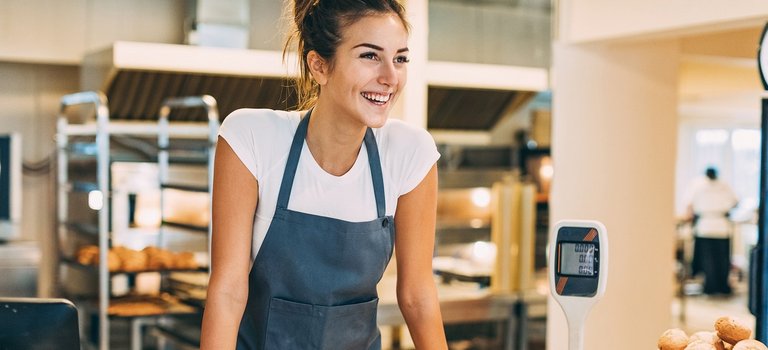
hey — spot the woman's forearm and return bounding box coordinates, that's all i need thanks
[200,285,248,349]
[398,287,448,349]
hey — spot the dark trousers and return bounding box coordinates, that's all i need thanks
[692,236,732,295]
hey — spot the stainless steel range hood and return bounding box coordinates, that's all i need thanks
[81,41,299,121]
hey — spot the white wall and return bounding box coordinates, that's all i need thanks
[0,62,80,297]
[0,0,185,64]
[547,39,679,349]
[559,0,768,44]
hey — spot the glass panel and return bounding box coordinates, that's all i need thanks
[693,129,729,176]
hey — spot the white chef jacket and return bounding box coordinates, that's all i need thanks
[688,178,738,238]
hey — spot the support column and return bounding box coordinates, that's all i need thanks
[398,0,428,128]
[547,40,680,350]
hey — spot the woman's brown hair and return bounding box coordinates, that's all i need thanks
[283,0,409,110]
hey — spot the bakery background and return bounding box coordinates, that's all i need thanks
[0,0,767,349]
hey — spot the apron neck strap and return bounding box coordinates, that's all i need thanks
[363,127,386,218]
[276,109,387,218]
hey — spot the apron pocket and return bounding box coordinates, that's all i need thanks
[265,298,318,349]
[265,297,380,350]
[319,298,379,350]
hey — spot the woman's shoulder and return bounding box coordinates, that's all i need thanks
[377,118,435,149]
[220,108,301,133]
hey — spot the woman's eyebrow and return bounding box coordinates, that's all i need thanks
[352,43,409,53]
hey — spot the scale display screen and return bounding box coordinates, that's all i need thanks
[551,223,604,297]
[558,242,596,277]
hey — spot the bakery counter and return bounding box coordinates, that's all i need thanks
[149,274,548,350]
[376,274,548,350]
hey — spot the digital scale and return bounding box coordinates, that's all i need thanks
[549,220,608,350]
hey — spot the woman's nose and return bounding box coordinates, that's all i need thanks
[378,61,398,86]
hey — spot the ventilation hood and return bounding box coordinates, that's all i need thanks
[428,86,535,130]
[425,61,547,131]
[81,42,548,130]
[81,41,299,121]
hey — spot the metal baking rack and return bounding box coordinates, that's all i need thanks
[55,92,218,350]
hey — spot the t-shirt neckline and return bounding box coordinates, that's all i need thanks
[300,141,367,180]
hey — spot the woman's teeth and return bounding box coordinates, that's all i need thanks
[361,92,390,104]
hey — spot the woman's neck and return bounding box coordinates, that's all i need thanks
[304,101,367,177]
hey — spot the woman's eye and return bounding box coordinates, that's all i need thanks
[360,52,378,60]
[395,56,410,64]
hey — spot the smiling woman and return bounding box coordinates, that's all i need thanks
[199,1,447,349]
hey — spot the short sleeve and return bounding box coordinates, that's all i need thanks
[218,109,260,180]
[385,121,440,196]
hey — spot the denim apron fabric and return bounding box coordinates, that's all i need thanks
[236,110,395,350]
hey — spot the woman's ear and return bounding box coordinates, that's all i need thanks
[307,51,329,86]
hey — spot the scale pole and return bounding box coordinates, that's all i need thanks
[752,21,768,342]
[757,96,768,342]
[567,314,586,350]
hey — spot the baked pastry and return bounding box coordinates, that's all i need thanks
[716,317,752,345]
[733,340,768,350]
[659,328,689,350]
[173,251,198,270]
[107,250,121,271]
[108,301,165,316]
[113,247,148,272]
[690,331,726,350]
[144,247,175,270]
[76,245,99,265]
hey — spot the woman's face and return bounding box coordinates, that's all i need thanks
[316,13,409,128]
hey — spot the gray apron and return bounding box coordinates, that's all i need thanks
[236,110,395,350]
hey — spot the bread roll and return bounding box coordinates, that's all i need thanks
[733,340,768,350]
[690,331,726,350]
[659,328,689,350]
[716,317,752,345]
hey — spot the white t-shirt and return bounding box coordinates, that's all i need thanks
[687,178,738,238]
[218,109,440,259]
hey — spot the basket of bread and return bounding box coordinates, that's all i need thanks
[658,316,767,350]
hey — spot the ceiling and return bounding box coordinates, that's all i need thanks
[678,24,765,117]
[681,25,764,60]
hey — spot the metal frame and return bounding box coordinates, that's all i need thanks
[56,91,111,350]
[157,95,219,266]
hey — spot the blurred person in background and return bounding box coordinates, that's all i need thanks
[686,166,738,296]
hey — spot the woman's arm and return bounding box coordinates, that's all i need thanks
[200,137,258,349]
[394,164,447,349]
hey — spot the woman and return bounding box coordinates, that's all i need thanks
[200,0,447,349]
